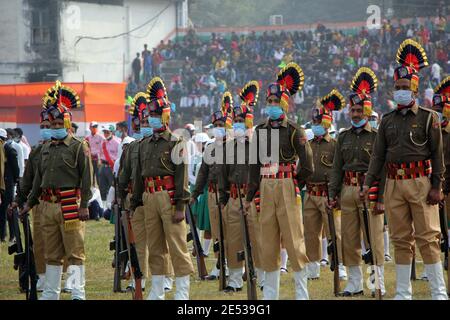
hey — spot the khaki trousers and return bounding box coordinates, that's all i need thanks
[207,191,220,242]
[142,191,194,277]
[223,198,244,269]
[340,185,384,266]
[247,203,262,269]
[384,176,442,264]
[32,201,46,274]
[303,194,343,263]
[259,178,308,272]
[223,198,262,269]
[41,202,85,266]
[125,194,148,278]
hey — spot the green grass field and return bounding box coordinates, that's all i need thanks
[0,218,445,300]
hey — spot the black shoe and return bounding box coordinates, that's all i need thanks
[205,275,218,281]
[223,286,242,293]
[338,290,364,297]
[260,286,264,292]
[62,288,72,294]
[308,277,319,280]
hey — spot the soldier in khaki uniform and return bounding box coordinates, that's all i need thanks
[22,81,93,300]
[119,92,174,292]
[218,81,264,292]
[302,89,346,281]
[15,109,53,291]
[329,68,386,297]
[130,77,194,300]
[431,76,450,288]
[190,95,230,281]
[246,63,314,300]
[363,39,448,300]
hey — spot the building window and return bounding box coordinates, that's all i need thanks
[32,10,51,45]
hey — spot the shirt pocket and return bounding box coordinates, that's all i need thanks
[341,144,353,164]
[40,152,50,171]
[130,151,139,167]
[61,151,77,169]
[361,141,373,162]
[385,124,399,144]
[160,149,176,174]
[320,151,333,167]
[409,123,428,147]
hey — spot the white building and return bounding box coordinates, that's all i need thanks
[0,0,188,84]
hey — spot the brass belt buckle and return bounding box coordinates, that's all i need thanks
[147,180,155,188]
[397,168,405,176]
[351,177,358,184]
[51,195,58,203]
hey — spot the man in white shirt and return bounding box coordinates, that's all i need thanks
[6,129,25,178]
[431,62,442,84]
[14,128,31,161]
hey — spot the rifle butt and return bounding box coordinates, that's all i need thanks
[134,279,143,300]
[198,256,208,280]
[333,269,340,296]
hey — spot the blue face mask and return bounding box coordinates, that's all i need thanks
[132,132,143,140]
[393,90,413,106]
[148,117,163,129]
[233,122,246,136]
[265,105,284,120]
[311,124,326,137]
[115,130,122,138]
[51,128,68,140]
[40,128,52,141]
[351,119,367,128]
[213,127,226,138]
[140,127,153,137]
[369,120,378,129]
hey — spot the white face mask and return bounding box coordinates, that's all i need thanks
[393,90,413,106]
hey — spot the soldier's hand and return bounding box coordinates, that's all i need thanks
[244,200,251,212]
[426,188,442,206]
[359,185,369,202]
[19,203,30,217]
[189,197,197,205]
[9,201,18,210]
[78,207,89,221]
[327,199,337,209]
[173,210,185,223]
[373,202,385,215]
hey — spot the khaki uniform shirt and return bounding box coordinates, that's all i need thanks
[365,104,444,190]
[306,133,336,183]
[329,123,385,201]
[247,117,314,202]
[130,130,190,211]
[28,135,93,208]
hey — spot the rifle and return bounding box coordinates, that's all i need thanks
[8,204,27,293]
[359,183,382,300]
[21,211,38,300]
[121,210,143,300]
[411,247,417,281]
[109,177,128,293]
[236,184,257,300]
[213,183,227,291]
[438,198,449,294]
[186,204,208,280]
[324,173,340,296]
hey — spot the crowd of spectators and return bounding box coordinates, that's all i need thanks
[127,14,449,130]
